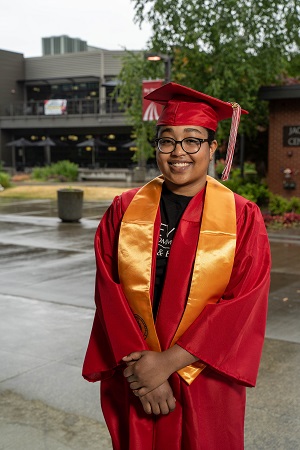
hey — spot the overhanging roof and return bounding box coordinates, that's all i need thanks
[18,76,100,86]
[259,84,300,100]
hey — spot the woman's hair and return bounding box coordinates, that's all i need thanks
[155,126,216,144]
[206,128,215,145]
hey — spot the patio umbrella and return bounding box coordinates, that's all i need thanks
[122,140,137,149]
[6,137,33,170]
[76,138,108,167]
[35,137,56,165]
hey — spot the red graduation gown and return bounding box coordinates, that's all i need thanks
[82,184,271,450]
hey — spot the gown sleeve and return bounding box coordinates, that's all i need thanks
[176,196,271,387]
[82,194,148,382]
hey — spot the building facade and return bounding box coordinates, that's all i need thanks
[42,35,88,55]
[0,46,141,172]
[260,84,300,198]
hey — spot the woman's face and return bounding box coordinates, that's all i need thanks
[156,125,217,196]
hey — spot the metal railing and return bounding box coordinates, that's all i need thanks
[1,97,125,117]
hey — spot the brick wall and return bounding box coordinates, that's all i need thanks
[267,98,300,197]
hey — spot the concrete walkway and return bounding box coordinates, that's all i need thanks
[0,197,300,449]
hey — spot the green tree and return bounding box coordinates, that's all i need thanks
[131,0,300,138]
[116,51,164,170]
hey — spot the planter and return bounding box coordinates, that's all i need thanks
[57,188,84,222]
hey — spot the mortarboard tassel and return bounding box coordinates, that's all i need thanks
[221,102,242,181]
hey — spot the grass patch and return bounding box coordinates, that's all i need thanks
[0,184,130,201]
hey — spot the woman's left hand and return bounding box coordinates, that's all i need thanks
[123,345,198,396]
[123,351,171,396]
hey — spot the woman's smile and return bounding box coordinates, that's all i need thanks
[156,125,217,196]
[168,160,193,169]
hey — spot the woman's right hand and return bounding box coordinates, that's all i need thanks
[138,380,176,415]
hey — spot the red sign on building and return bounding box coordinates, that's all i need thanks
[142,80,163,121]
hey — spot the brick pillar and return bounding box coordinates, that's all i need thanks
[267,98,300,198]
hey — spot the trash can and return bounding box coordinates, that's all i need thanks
[57,188,84,222]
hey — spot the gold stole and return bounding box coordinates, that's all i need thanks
[118,175,236,384]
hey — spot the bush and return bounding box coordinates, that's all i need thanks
[221,163,300,228]
[288,197,300,213]
[236,183,270,205]
[31,167,44,180]
[32,161,78,182]
[268,194,300,215]
[221,164,270,206]
[268,194,290,215]
[0,172,11,188]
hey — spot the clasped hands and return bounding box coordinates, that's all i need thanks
[122,345,198,416]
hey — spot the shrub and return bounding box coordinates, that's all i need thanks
[268,194,288,215]
[0,172,11,188]
[268,194,290,215]
[31,167,45,180]
[236,182,270,205]
[263,194,300,228]
[221,163,300,227]
[221,164,270,206]
[288,197,300,213]
[32,161,78,182]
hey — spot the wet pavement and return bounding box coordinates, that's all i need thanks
[0,197,300,449]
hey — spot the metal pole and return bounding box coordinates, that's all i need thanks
[164,57,172,83]
[44,145,51,165]
[12,146,16,173]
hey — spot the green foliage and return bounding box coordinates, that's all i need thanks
[31,161,79,182]
[268,194,300,215]
[0,172,11,188]
[215,160,225,177]
[131,0,299,139]
[236,183,270,204]
[288,197,300,213]
[268,194,289,215]
[116,51,165,165]
[221,164,270,205]
[222,167,300,216]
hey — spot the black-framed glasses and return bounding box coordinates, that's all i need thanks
[155,137,209,154]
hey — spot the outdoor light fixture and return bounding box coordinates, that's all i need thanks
[147,55,162,61]
[145,52,172,83]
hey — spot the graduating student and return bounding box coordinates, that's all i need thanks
[83,82,271,450]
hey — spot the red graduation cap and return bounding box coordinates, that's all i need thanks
[144,82,248,180]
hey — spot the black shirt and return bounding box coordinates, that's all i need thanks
[153,184,193,319]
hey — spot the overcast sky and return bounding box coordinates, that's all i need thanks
[0,0,152,57]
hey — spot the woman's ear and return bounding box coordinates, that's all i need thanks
[209,140,218,161]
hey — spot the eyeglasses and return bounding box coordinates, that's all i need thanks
[155,137,209,154]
